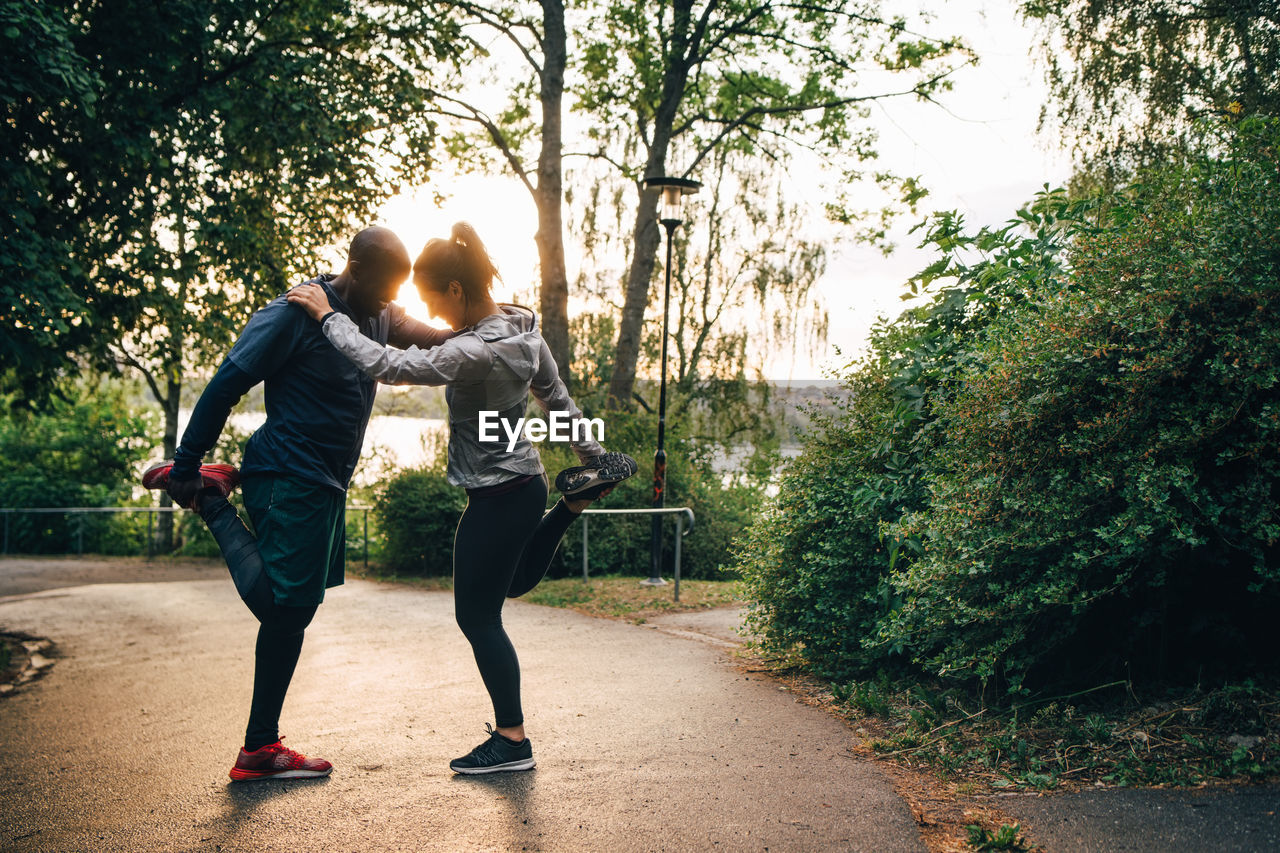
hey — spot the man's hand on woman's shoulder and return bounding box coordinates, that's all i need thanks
[286,283,335,322]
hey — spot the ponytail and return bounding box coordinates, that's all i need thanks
[413,221,500,304]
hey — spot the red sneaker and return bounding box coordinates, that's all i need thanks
[142,460,240,506]
[228,738,333,782]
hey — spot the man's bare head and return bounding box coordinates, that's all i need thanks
[344,226,410,316]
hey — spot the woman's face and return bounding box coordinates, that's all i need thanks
[418,278,465,329]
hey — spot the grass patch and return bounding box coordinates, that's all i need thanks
[349,565,742,622]
[820,675,1280,791]
[524,576,742,622]
[965,822,1028,851]
[348,564,453,593]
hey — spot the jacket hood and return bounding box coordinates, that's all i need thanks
[471,304,536,339]
[471,304,540,380]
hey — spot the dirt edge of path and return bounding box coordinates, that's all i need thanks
[0,632,56,697]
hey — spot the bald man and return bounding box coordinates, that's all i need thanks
[165,226,451,781]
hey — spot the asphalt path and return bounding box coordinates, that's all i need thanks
[0,559,922,853]
[1003,786,1280,852]
[3,558,1277,852]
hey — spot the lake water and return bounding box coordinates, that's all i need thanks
[179,411,797,490]
[177,410,446,488]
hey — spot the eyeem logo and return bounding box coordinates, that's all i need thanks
[478,411,605,452]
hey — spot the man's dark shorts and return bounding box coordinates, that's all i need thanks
[242,474,345,607]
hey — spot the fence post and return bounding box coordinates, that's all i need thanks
[673,513,683,602]
[581,514,589,582]
[363,508,369,569]
[146,510,153,559]
[3,512,8,555]
[76,511,83,555]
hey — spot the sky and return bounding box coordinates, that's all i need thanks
[362,0,1074,380]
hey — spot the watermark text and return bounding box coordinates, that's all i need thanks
[478,410,604,452]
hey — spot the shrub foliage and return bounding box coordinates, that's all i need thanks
[373,465,467,577]
[0,380,156,553]
[371,399,769,580]
[738,117,1280,695]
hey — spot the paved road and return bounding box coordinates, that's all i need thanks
[3,559,1278,852]
[0,561,922,853]
[645,609,1280,852]
[1004,786,1280,852]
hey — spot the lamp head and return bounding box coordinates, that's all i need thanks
[642,175,701,226]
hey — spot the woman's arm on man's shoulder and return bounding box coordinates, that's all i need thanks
[387,303,455,350]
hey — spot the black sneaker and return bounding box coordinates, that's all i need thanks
[449,724,535,775]
[554,452,638,501]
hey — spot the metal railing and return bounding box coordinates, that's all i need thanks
[0,505,373,565]
[577,506,695,601]
[2,505,694,597]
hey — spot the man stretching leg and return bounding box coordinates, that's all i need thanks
[150,226,451,781]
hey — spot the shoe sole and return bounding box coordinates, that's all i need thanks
[142,461,241,494]
[141,461,172,490]
[450,758,536,775]
[228,767,333,782]
[554,453,638,498]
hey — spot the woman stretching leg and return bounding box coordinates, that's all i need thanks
[288,222,635,774]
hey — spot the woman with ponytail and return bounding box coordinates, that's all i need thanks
[288,222,636,775]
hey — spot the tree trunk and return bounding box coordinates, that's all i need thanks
[156,372,180,553]
[607,188,664,408]
[534,0,571,388]
[606,0,698,408]
[157,182,189,553]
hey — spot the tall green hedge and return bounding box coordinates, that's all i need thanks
[0,380,155,554]
[738,117,1280,695]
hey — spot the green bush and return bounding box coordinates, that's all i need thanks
[736,185,1082,681]
[0,379,156,554]
[735,380,903,680]
[537,406,768,581]
[882,118,1280,691]
[373,466,466,576]
[365,401,766,580]
[738,116,1280,696]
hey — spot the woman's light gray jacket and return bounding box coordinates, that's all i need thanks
[321,304,603,489]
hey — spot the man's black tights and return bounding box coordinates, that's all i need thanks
[244,601,317,751]
[196,493,317,751]
[198,493,274,621]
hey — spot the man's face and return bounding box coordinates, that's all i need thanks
[350,256,410,316]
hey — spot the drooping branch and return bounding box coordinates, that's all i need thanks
[452,1,544,73]
[683,62,971,173]
[111,344,167,409]
[424,90,536,195]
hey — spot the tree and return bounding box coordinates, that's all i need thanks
[3,0,459,547]
[0,0,108,397]
[423,2,965,399]
[420,1,576,385]
[1022,0,1280,182]
[572,1,966,408]
[568,143,828,447]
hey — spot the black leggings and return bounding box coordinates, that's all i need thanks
[245,601,317,751]
[199,494,317,751]
[453,476,578,728]
[199,495,273,621]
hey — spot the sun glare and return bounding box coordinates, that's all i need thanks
[372,174,539,327]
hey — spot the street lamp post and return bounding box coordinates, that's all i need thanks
[640,175,701,587]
